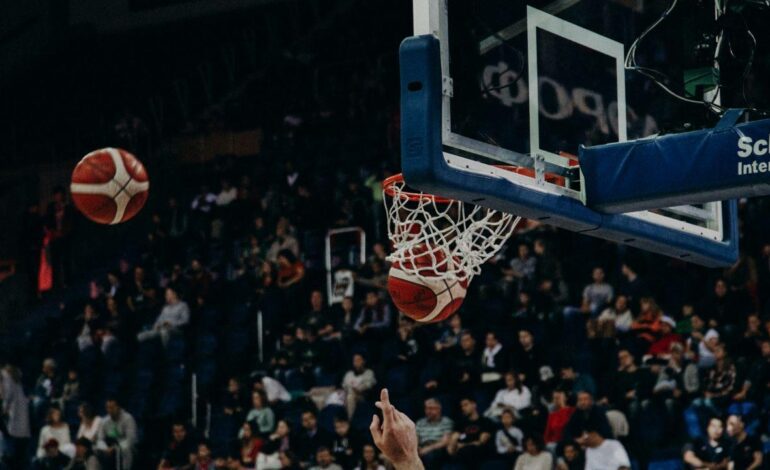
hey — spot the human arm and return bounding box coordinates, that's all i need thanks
[684,450,707,469]
[370,389,424,470]
[368,305,392,330]
[747,450,763,470]
[278,264,305,288]
[419,432,450,455]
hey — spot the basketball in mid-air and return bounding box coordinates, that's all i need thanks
[387,244,467,323]
[70,148,150,225]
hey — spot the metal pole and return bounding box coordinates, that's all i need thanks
[205,403,212,438]
[257,311,264,364]
[192,373,198,428]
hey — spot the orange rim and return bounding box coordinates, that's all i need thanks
[383,165,566,202]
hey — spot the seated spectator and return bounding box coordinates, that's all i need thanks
[747,339,770,403]
[505,242,537,293]
[64,437,100,470]
[193,441,215,470]
[494,409,524,465]
[253,375,291,405]
[580,425,631,470]
[216,178,238,207]
[596,295,633,336]
[309,446,342,470]
[32,358,62,418]
[738,313,764,359]
[563,267,613,317]
[295,410,333,466]
[223,377,248,422]
[513,435,552,470]
[648,316,684,357]
[330,417,357,469]
[415,398,453,468]
[544,389,575,448]
[238,422,264,469]
[556,441,585,470]
[76,403,103,442]
[59,370,80,408]
[485,371,532,420]
[329,296,357,340]
[276,250,305,291]
[601,349,641,415]
[630,297,664,349]
[563,391,612,442]
[726,414,762,470]
[384,322,420,368]
[301,290,330,334]
[447,397,494,465]
[33,439,71,470]
[354,444,385,470]
[434,314,463,353]
[697,328,721,370]
[558,364,596,397]
[354,291,392,337]
[266,220,300,262]
[480,331,509,390]
[450,331,481,395]
[683,417,729,469]
[96,398,137,470]
[74,304,99,351]
[342,353,376,418]
[157,421,196,469]
[1,364,31,468]
[696,344,737,411]
[245,390,276,435]
[279,450,302,470]
[267,420,292,453]
[37,406,75,459]
[137,287,189,347]
[512,329,545,386]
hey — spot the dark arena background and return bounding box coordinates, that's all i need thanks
[2,1,770,469]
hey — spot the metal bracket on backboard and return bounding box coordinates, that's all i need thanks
[442,76,454,97]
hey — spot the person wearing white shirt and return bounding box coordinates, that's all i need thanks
[582,429,631,470]
[514,436,552,470]
[485,371,532,420]
[76,403,103,442]
[495,409,524,466]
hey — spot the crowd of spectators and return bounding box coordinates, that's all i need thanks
[9,129,770,470]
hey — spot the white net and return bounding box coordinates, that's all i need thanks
[383,175,521,282]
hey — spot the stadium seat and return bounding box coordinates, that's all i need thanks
[195,334,218,358]
[318,404,346,433]
[648,459,684,470]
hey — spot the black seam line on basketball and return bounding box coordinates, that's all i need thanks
[115,176,135,198]
[443,278,455,302]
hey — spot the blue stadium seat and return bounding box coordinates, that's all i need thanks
[228,304,251,326]
[351,401,376,432]
[157,389,184,417]
[164,335,187,364]
[384,365,410,396]
[195,359,217,390]
[318,405,346,433]
[479,460,510,470]
[195,334,218,358]
[648,460,684,470]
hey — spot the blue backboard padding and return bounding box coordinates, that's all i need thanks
[581,111,770,213]
[399,35,738,267]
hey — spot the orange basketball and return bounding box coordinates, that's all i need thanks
[70,148,150,225]
[387,245,467,323]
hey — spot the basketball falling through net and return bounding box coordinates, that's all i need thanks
[382,171,522,323]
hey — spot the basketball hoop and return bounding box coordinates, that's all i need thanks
[383,169,524,283]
